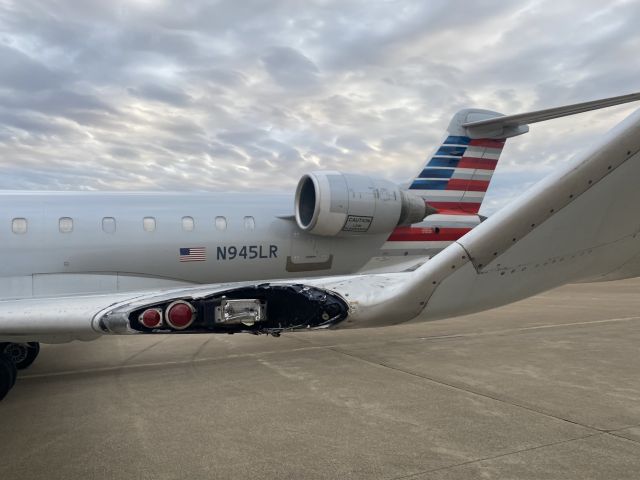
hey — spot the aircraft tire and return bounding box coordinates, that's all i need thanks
[0,354,17,401]
[0,342,40,370]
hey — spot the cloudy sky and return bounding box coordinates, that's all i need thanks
[0,0,639,213]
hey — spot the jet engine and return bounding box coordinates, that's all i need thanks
[294,171,427,236]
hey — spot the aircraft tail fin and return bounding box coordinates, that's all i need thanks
[408,109,507,215]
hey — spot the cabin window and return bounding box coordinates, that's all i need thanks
[59,217,73,233]
[182,216,195,232]
[102,217,116,234]
[11,218,27,234]
[143,217,156,232]
[244,216,255,231]
[215,216,227,231]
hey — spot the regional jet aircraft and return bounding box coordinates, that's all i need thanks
[0,92,639,400]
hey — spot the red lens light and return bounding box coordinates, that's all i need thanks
[166,301,195,330]
[140,309,162,329]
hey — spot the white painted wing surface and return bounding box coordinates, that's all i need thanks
[0,292,140,343]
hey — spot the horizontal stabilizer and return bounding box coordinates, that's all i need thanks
[462,92,640,138]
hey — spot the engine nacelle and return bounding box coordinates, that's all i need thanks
[295,171,427,236]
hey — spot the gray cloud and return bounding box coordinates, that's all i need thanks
[0,45,65,91]
[0,0,638,213]
[261,46,320,89]
[128,83,193,107]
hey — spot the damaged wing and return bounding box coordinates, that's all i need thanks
[3,106,640,342]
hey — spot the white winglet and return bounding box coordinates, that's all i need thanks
[461,92,640,139]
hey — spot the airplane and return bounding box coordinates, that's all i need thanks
[0,97,536,372]
[1,92,640,400]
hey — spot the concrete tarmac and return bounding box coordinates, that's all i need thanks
[2,279,640,479]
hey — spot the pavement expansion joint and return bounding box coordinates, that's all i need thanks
[388,432,605,479]
[190,336,214,362]
[414,315,640,342]
[18,344,329,380]
[605,431,640,447]
[324,346,607,433]
[119,336,171,364]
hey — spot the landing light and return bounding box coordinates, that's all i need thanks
[165,301,196,330]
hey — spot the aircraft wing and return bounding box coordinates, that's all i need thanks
[3,106,640,343]
[328,102,640,327]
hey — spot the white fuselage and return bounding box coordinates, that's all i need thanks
[0,191,396,299]
[0,191,481,300]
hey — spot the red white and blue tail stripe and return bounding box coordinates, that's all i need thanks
[409,135,505,214]
[361,109,510,273]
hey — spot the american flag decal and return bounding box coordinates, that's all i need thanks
[179,247,207,262]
